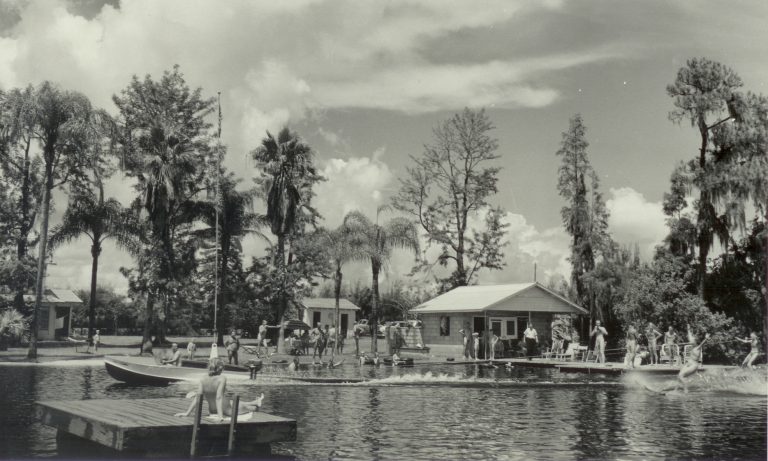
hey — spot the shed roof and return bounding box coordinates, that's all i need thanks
[300,298,360,311]
[411,282,586,315]
[1,288,83,305]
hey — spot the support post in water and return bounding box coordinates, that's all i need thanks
[227,395,240,456]
[190,394,204,458]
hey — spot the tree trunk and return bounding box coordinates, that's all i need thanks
[14,138,33,315]
[28,166,54,360]
[333,262,342,359]
[371,260,380,353]
[141,291,155,354]
[88,241,101,344]
[276,234,287,354]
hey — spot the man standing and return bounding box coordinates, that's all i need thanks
[225,330,240,365]
[591,320,608,364]
[524,324,538,360]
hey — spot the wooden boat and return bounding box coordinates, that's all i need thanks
[104,356,253,385]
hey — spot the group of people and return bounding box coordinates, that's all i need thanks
[458,322,505,361]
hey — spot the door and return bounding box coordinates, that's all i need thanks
[517,318,527,339]
[312,311,321,328]
[341,314,349,336]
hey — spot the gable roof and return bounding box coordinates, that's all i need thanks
[300,297,361,311]
[1,288,83,305]
[411,282,586,315]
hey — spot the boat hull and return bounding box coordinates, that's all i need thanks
[104,356,214,385]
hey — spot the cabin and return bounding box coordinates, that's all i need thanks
[411,282,586,357]
[299,297,361,336]
[1,289,82,340]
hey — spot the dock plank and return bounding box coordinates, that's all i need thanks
[36,398,296,455]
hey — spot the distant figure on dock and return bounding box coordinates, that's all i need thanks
[590,321,607,364]
[353,322,362,357]
[162,343,182,366]
[735,332,761,369]
[186,339,197,360]
[646,323,662,365]
[488,330,499,360]
[472,332,480,361]
[176,358,264,421]
[257,320,268,356]
[225,330,240,365]
[663,326,679,365]
[625,326,638,369]
[93,330,100,352]
[524,324,538,361]
[459,323,471,359]
[675,329,710,392]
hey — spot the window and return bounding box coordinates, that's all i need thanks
[439,316,450,336]
[489,317,517,339]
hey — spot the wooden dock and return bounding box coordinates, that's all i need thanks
[36,398,296,457]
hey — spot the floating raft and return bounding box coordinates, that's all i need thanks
[36,398,296,457]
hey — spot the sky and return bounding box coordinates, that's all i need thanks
[1,0,766,294]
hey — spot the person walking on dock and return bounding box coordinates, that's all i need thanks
[523,324,538,360]
[590,321,607,364]
[646,323,662,365]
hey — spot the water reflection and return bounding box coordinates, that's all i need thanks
[0,362,765,460]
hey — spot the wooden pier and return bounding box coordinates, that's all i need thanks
[36,398,296,457]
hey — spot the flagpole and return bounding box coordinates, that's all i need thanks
[214,92,222,341]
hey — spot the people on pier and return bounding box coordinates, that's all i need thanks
[625,325,638,369]
[590,321,607,364]
[663,326,679,365]
[645,323,662,365]
[162,343,182,366]
[176,358,264,421]
[523,324,538,361]
[735,332,761,369]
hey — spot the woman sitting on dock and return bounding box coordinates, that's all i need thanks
[176,358,264,422]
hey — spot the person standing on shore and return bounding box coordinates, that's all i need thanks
[523,324,538,360]
[225,330,240,365]
[187,339,197,360]
[93,330,100,352]
[591,320,607,364]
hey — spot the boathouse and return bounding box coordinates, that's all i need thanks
[411,282,587,356]
[299,297,361,336]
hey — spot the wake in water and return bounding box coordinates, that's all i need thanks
[0,358,104,367]
[354,371,620,388]
[623,368,768,396]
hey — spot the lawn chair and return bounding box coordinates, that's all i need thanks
[66,336,88,353]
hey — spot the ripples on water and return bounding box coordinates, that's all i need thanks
[0,360,765,460]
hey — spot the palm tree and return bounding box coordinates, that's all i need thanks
[251,127,321,353]
[343,206,420,353]
[317,225,365,358]
[192,171,267,340]
[49,177,141,345]
[26,82,103,359]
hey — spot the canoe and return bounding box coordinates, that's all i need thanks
[104,356,252,386]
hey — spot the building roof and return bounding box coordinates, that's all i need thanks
[411,282,587,315]
[13,288,83,305]
[300,297,361,311]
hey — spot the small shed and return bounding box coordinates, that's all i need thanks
[299,298,361,336]
[411,282,586,353]
[22,289,82,340]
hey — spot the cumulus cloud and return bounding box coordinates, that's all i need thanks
[606,187,667,258]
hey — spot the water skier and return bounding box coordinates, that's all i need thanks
[735,332,761,369]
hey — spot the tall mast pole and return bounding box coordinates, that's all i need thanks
[214,92,222,339]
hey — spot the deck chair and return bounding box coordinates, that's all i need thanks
[66,337,88,353]
[556,343,577,361]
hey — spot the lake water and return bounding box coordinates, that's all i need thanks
[1,359,766,460]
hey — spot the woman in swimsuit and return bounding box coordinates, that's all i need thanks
[645,323,662,365]
[625,326,638,369]
[590,320,607,364]
[176,358,264,421]
[675,330,710,392]
[735,332,760,369]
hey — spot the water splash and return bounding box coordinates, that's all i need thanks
[623,368,768,396]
